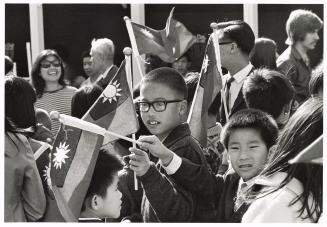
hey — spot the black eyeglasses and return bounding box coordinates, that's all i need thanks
[137,100,183,112]
[40,61,61,68]
[219,41,233,45]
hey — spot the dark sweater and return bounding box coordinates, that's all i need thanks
[138,123,209,222]
[172,157,249,222]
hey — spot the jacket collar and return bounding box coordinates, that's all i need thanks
[162,123,191,148]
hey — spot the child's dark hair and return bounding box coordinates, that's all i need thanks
[83,149,123,209]
[243,68,295,119]
[141,67,188,100]
[309,61,323,96]
[71,85,103,118]
[5,76,37,134]
[220,108,279,150]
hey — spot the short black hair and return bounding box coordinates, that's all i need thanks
[220,108,278,150]
[5,76,37,133]
[81,49,91,59]
[217,20,255,55]
[84,149,123,205]
[309,61,323,96]
[71,85,103,119]
[243,68,295,119]
[141,67,188,100]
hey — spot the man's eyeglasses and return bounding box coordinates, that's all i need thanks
[40,61,61,68]
[219,41,233,45]
[137,100,183,112]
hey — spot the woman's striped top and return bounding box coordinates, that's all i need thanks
[35,86,77,136]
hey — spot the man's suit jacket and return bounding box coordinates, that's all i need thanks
[218,67,254,125]
[96,65,119,89]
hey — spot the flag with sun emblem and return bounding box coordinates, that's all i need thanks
[84,59,139,145]
[130,7,196,63]
[187,34,222,147]
[43,59,139,222]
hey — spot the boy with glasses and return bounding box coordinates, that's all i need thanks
[127,67,213,222]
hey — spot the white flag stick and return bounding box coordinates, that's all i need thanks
[124,47,139,191]
[124,16,144,78]
[26,42,32,80]
[210,23,229,121]
[50,111,141,146]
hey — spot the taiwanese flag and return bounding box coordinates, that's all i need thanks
[187,34,222,147]
[32,139,52,196]
[42,59,139,221]
[130,7,196,63]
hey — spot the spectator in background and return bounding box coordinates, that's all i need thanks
[71,85,103,118]
[250,37,278,69]
[31,49,77,136]
[5,76,46,222]
[277,9,323,105]
[90,38,118,89]
[5,55,14,76]
[79,49,98,87]
[172,52,192,77]
[144,54,170,74]
[243,68,295,129]
[215,20,255,125]
[242,97,323,223]
[309,60,323,98]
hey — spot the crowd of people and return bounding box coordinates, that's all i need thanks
[4,8,323,223]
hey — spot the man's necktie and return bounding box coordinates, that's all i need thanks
[225,77,235,112]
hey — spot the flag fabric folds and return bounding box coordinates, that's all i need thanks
[187,34,223,147]
[43,59,139,221]
[130,7,196,63]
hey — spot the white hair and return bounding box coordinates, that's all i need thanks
[91,38,115,61]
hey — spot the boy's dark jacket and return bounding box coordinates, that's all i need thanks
[172,157,249,222]
[138,123,215,222]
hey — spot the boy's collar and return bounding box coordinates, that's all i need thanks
[162,123,190,148]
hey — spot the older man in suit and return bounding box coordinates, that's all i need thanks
[89,38,118,89]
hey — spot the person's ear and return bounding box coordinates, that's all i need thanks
[91,194,102,210]
[230,42,238,54]
[179,100,188,116]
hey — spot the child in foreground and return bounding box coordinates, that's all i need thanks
[138,109,279,222]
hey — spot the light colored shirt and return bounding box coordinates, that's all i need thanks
[35,86,77,136]
[242,172,317,223]
[224,63,252,109]
[161,152,182,175]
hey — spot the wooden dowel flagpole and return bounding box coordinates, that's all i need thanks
[123,47,139,191]
[210,23,229,121]
[26,42,32,81]
[49,111,142,146]
[124,16,144,79]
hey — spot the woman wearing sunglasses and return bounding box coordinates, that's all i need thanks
[31,49,77,136]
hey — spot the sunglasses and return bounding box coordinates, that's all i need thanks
[40,61,61,68]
